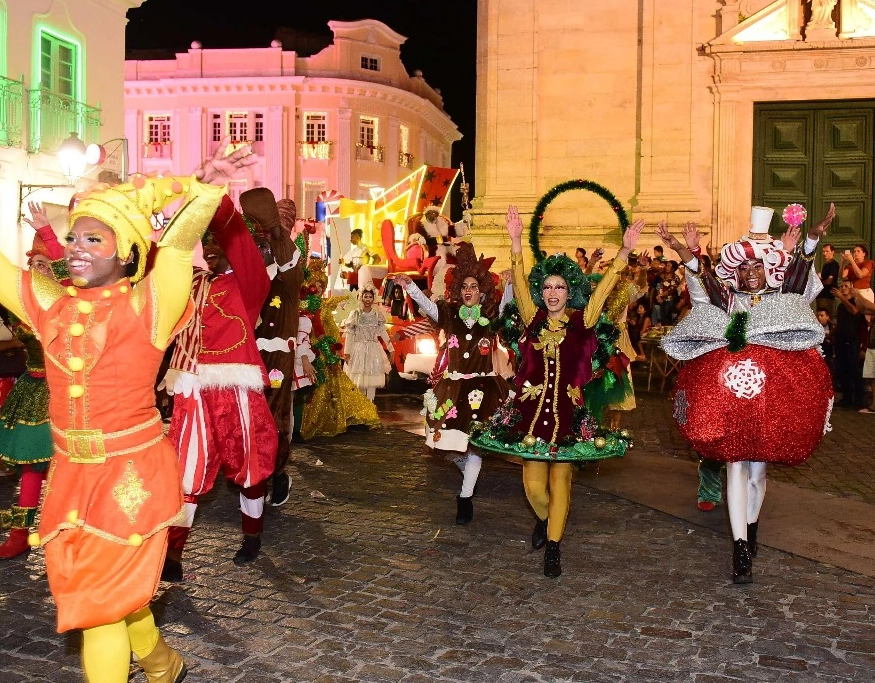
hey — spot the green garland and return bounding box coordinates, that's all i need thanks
[725,312,749,352]
[528,179,630,264]
[492,299,525,361]
[313,335,341,367]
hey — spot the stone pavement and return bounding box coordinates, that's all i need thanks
[1,387,874,683]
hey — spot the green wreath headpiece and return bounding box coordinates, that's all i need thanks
[525,179,629,311]
[528,254,591,310]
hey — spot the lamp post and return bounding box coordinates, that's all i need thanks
[57,132,129,185]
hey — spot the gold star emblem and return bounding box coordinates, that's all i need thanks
[113,462,152,524]
[269,296,282,308]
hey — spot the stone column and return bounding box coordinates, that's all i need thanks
[386,115,399,185]
[265,105,284,199]
[124,109,139,175]
[710,81,743,248]
[337,107,352,197]
[187,107,203,179]
[632,0,700,218]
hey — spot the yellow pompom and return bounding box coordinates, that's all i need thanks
[66,509,79,524]
[67,356,85,372]
[66,286,78,297]
[128,533,143,547]
[69,385,85,399]
[28,532,40,547]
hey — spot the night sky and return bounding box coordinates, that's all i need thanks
[125,0,478,203]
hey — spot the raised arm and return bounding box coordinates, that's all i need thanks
[506,205,537,326]
[0,255,25,322]
[152,139,257,348]
[23,202,64,260]
[209,197,271,324]
[394,273,439,323]
[583,219,643,328]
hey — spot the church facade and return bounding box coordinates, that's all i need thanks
[474,0,875,262]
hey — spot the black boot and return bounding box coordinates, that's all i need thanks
[732,539,753,584]
[160,557,183,583]
[233,534,262,565]
[531,517,548,550]
[747,522,758,558]
[544,540,562,578]
[455,496,473,525]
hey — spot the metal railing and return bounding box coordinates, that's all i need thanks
[299,140,332,160]
[398,151,414,168]
[0,76,24,148]
[27,87,101,153]
[143,141,172,158]
[355,143,384,162]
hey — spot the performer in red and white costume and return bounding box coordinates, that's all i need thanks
[161,195,278,579]
[658,203,835,583]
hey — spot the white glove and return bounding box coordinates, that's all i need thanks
[158,369,201,399]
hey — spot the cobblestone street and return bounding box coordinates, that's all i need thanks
[1,389,873,682]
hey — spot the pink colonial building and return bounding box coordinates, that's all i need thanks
[124,19,461,216]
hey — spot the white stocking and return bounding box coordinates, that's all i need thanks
[747,461,767,524]
[459,452,482,498]
[726,461,749,541]
[453,455,466,473]
[365,386,376,401]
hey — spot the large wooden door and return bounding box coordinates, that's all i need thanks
[753,101,874,253]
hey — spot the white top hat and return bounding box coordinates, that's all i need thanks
[748,206,774,240]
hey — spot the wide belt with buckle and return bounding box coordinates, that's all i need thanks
[52,413,164,464]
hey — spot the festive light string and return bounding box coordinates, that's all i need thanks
[528,179,631,264]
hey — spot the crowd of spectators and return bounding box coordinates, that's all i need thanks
[577,237,873,409]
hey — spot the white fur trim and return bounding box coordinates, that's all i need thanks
[257,337,292,353]
[198,363,265,390]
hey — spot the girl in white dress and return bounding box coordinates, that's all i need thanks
[343,283,393,400]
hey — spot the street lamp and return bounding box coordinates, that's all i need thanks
[57,132,129,185]
[57,132,87,186]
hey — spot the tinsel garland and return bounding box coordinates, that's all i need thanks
[725,312,749,352]
[469,396,631,462]
[723,311,748,353]
[50,259,70,283]
[584,313,627,420]
[311,357,327,387]
[300,294,322,314]
[528,179,630,264]
[492,300,524,361]
[312,335,342,367]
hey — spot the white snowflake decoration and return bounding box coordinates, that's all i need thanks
[823,396,834,434]
[722,358,766,399]
[673,390,689,426]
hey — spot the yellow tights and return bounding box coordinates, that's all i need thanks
[81,607,160,683]
[522,460,572,542]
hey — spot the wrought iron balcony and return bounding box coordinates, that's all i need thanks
[299,140,332,160]
[398,151,414,168]
[143,141,173,158]
[356,143,384,162]
[27,87,101,154]
[0,76,24,148]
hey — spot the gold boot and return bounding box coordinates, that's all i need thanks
[137,635,187,683]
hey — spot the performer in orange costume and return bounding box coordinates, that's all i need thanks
[0,142,253,683]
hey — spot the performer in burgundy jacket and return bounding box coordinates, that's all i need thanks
[161,195,278,580]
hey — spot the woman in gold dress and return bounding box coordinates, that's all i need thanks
[300,261,381,439]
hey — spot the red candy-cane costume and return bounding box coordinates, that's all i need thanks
[163,195,278,555]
